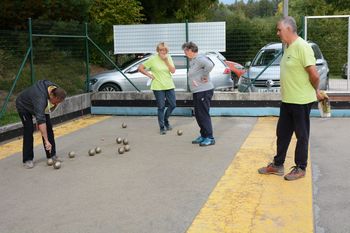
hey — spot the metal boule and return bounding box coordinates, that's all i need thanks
[53,161,61,169]
[123,138,129,145]
[47,158,54,166]
[116,137,122,144]
[177,129,183,136]
[95,147,102,154]
[88,149,96,156]
[68,151,76,158]
[124,145,131,152]
[118,147,125,154]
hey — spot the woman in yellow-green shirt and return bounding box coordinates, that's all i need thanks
[138,42,176,135]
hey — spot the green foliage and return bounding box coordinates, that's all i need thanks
[0,0,91,30]
[289,0,333,17]
[88,0,145,43]
[0,111,20,126]
[307,18,348,75]
[174,0,218,22]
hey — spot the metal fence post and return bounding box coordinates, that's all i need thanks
[301,16,305,39]
[85,23,90,92]
[28,18,35,84]
[185,19,189,92]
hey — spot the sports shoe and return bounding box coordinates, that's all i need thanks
[23,160,34,169]
[284,166,306,181]
[165,124,173,131]
[258,162,284,176]
[199,138,215,147]
[160,129,166,135]
[192,136,205,144]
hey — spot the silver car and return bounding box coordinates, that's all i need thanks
[88,53,233,92]
[238,41,329,93]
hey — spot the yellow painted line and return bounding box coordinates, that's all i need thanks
[0,115,110,160]
[187,117,313,233]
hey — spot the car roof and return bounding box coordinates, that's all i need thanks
[261,40,319,50]
[262,42,282,50]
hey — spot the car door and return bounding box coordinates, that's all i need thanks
[171,55,188,91]
[123,59,150,91]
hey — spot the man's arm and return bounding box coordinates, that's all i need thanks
[38,123,52,152]
[305,65,323,100]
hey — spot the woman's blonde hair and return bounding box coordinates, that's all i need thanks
[156,42,169,53]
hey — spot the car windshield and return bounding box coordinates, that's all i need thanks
[252,49,282,66]
[119,54,150,69]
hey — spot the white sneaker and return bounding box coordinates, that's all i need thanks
[23,160,34,169]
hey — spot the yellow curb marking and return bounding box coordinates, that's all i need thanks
[187,117,313,233]
[0,115,110,160]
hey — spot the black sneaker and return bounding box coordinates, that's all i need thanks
[160,129,166,135]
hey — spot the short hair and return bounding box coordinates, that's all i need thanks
[52,87,66,100]
[279,16,297,33]
[156,42,169,53]
[182,41,198,53]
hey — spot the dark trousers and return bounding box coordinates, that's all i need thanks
[153,89,176,129]
[18,112,55,163]
[193,89,214,138]
[273,102,314,170]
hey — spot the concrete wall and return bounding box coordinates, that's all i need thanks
[91,91,282,101]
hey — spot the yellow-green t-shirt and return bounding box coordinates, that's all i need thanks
[142,54,175,91]
[280,37,317,104]
[45,85,58,114]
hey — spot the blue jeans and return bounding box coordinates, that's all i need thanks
[153,89,176,130]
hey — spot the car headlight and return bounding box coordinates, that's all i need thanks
[239,75,251,85]
[89,78,98,85]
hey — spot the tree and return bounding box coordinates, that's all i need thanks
[138,0,219,23]
[0,0,92,30]
[89,0,145,42]
[174,0,218,22]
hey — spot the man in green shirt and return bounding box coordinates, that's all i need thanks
[258,16,323,181]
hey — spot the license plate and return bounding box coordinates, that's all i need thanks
[257,88,280,93]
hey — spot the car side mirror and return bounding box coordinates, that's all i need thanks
[316,59,324,66]
[127,66,139,74]
[245,61,251,68]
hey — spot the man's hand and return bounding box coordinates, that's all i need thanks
[201,76,209,83]
[44,140,52,153]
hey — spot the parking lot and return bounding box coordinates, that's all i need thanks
[0,115,349,233]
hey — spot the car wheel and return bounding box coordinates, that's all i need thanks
[99,83,121,92]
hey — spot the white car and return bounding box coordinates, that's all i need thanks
[89,53,233,92]
[238,41,329,93]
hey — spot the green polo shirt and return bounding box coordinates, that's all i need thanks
[143,54,175,91]
[280,37,317,104]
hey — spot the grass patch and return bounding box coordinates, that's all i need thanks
[0,111,20,126]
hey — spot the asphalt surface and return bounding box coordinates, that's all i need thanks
[0,116,349,233]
